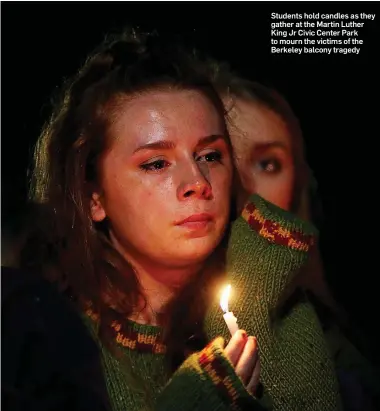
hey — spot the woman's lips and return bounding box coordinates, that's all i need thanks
[175,213,214,230]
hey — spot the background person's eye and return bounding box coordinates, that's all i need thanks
[256,158,282,173]
[140,159,169,172]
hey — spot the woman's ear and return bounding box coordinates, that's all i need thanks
[90,192,106,222]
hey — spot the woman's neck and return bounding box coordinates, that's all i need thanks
[110,233,203,325]
[132,260,202,326]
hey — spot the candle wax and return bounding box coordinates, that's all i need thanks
[223,311,239,336]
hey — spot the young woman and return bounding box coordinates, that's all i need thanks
[2,29,341,411]
[2,29,261,411]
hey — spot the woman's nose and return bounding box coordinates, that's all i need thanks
[177,166,212,201]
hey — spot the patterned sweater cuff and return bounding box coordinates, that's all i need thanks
[156,337,264,411]
[240,194,317,252]
[196,337,261,410]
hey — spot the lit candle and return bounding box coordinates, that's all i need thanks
[220,284,239,336]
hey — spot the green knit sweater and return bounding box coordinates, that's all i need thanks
[204,194,342,411]
[85,194,343,411]
[84,310,263,411]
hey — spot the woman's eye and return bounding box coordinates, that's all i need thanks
[140,159,169,172]
[257,158,282,173]
[197,151,222,163]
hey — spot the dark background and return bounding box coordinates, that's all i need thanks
[2,2,380,359]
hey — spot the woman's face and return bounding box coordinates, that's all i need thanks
[91,89,233,269]
[228,99,295,211]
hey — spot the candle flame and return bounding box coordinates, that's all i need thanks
[220,284,231,313]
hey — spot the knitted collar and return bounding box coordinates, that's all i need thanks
[85,307,167,354]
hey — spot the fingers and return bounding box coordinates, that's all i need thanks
[235,336,259,386]
[224,331,261,396]
[246,353,261,395]
[224,330,248,366]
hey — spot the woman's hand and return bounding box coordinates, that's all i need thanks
[224,330,261,396]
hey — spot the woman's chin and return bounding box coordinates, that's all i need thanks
[173,236,222,264]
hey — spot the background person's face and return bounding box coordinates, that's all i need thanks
[91,89,233,269]
[228,99,295,211]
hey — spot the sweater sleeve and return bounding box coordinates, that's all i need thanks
[155,337,266,411]
[204,193,318,342]
[203,194,342,411]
